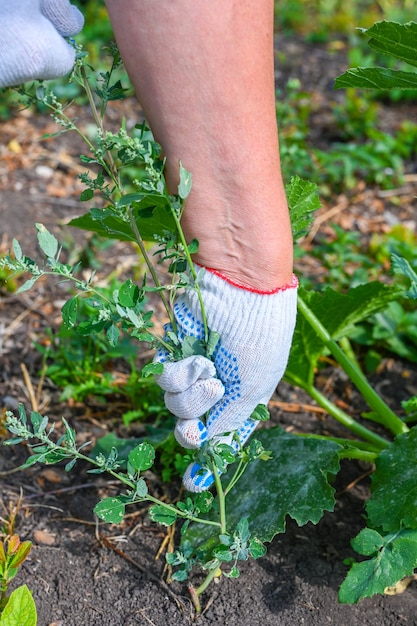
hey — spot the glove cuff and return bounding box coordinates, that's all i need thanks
[200,265,298,294]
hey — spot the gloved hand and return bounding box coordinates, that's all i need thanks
[0,0,84,88]
[155,266,298,492]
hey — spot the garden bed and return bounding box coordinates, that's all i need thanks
[1,34,417,625]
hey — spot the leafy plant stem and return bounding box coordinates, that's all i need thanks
[43,270,113,306]
[337,448,377,462]
[30,261,175,355]
[79,65,176,330]
[33,84,116,186]
[223,457,247,497]
[144,494,221,528]
[305,382,389,449]
[126,205,176,331]
[297,295,408,436]
[184,459,231,609]
[339,336,363,374]
[169,208,209,343]
[194,564,222,606]
[187,585,201,613]
[296,432,381,455]
[24,436,221,528]
[211,461,227,535]
[80,65,119,182]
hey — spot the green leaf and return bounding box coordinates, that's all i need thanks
[135,478,148,498]
[115,193,144,207]
[224,566,240,579]
[148,505,177,526]
[8,542,32,569]
[171,569,190,582]
[178,162,192,200]
[12,239,22,261]
[213,545,233,562]
[249,537,267,559]
[181,335,206,358]
[251,404,270,422]
[286,282,404,387]
[128,442,155,472]
[247,439,271,462]
[365,21,417,69]
[125,308,142,328]
[4,437,24,446]
[194,492,214,514]
[30,411,48,435]
[186,428,341,546]
[16,277,39,294]
[335,67,417,90]
[236,517,250,543]
[391,254,417,299]
[141,362,164,378]
[0,585,37,626]
[132,196,177,240]
[19,452,50,469]
[350,528,385,556]
[94,497,126,523]
[187,239,199,255]
[65,458,77,472]
[205,330,221,359]
[36,223,58,258]
[335,22,417,91]
[403,396,417,420]
[61,297,78,329]
[118,279,140,307]
[131,331,155,344]
[80,188,94,201]
[339,528,417,604]
[366,427,417,532]
[286,176,320,240]
[69,210,136,242]
[106,324,120,346]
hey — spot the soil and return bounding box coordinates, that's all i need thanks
[1,34,417,626]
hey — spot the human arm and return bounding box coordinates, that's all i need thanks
[105,0,298,491]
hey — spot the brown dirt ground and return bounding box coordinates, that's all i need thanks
[1,34,417,626]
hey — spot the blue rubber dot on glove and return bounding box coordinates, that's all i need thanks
[183,463,215,492]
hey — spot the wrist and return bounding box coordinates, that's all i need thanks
[182,205,294,290]
[191,238,295,291]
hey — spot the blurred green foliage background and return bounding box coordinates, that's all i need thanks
[72,0,416,51]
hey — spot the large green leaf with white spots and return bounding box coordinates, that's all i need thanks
[185,427,341,547]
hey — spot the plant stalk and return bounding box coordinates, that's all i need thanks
[126,206,176,330]
[81,64,176,330]
[169,209,209,343]
[295,432,381,454]
[212,462,227,535]
[297,295,408,437]
[306,383,389,449]
[145,494,221,528]
[195,563,222,601]
[80,65,119,183]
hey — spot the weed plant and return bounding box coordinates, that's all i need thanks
[274,0,415,38]
[1,21,417,610]
[277,79,417,194]
[300,223,417,369]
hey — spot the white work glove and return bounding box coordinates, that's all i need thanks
[0,0,84,88]
[155,266,298,492]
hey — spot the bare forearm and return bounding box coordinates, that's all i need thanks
[105,0,293,288]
